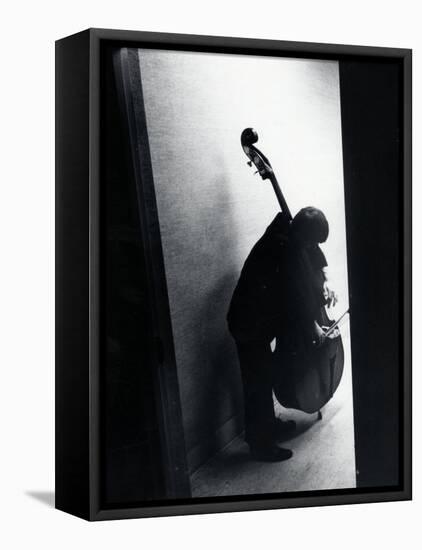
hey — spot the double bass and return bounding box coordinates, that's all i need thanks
[240,127,346,416]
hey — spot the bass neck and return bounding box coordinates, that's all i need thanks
[268,172,292,221]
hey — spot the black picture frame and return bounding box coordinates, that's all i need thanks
[55,28,412,521]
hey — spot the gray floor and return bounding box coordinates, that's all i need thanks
[191,336,356,497]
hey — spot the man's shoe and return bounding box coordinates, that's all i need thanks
[274,418,296,439]
[250,444,293,462]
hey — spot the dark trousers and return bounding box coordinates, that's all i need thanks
[235,339,276,449]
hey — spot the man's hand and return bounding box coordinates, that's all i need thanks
[312,321,326,347]
[312,321,340,347]
[322,325,340,339]
[323,282,338,308]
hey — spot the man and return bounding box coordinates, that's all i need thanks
[227,207,337,461]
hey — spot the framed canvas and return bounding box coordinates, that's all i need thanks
[55,28,412,521]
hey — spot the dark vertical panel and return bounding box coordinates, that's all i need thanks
[340,59,402,488]
[100,44,167,505]
[55,30,91,519]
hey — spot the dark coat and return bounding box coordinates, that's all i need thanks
[227,212,327,345]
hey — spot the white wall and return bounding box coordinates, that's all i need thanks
[1,1,419,549]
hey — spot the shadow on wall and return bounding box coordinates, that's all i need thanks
[182,168,248,473]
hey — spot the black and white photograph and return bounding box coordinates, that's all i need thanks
[105,47,355,501]
[92,37,410,513]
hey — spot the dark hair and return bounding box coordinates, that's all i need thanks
[290,207,329,244]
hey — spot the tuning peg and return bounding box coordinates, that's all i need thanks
[247,161,252,167]
[254,170,259,175]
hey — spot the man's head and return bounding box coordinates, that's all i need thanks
[290,207,329,247]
